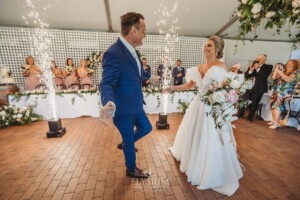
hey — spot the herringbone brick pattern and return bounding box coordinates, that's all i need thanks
[0,114,299,199]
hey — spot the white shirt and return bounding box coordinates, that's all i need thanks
[119,36,141,76]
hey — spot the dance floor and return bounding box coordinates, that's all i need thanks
[0,114,299,200]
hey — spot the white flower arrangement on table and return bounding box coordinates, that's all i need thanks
[237,0,300,43]
[201,76,253,142]
[0,105,42,128]
[86,51,104,74]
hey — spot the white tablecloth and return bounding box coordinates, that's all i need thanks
[8,91,197,119]
[260,93,300,129]
[9,93,100,120]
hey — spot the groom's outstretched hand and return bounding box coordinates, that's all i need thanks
[99,101,116,126]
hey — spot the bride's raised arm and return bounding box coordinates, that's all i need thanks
[164,81,196,93]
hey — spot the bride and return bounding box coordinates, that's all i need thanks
[165,36,243,196]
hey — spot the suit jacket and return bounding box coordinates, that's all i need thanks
[172,67,185,85]
[157,64,165,78]
[142,65,151,84]
[100,38,150,115]
[245,63,273,93]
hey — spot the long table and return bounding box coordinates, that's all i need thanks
[8,91,197,120]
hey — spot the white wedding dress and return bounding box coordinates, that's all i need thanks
[169,66,243,196]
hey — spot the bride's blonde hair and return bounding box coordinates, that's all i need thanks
[208,36,224,59]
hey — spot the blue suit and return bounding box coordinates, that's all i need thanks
[100,38,152,171]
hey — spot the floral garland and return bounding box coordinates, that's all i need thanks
[0,105,42,128]
[10,88,99,104]
[201,76,253,144]
[177,99,190,115]
[237,0,300,43]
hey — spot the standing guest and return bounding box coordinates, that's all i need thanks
[157,58,170,87]
[100,12,152,179]
[269,60,299,129]
[64,58,78,88]
[239,54,273,121]
[23,56,42,91]
[142,58,151,87]
[78,59,93,87]
[172,59,185,85]
[51,61,64,85]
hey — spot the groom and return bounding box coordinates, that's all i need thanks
[100,12,152,179]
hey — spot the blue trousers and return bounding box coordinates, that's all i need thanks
[113,110,152,171]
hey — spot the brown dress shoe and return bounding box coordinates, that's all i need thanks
[126,168,149,179]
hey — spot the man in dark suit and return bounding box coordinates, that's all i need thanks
[240,54,273,121]
[100,12,152,179]
[142,58,151,87]
[172,59,185,85]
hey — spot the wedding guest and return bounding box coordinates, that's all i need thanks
[64,58,78,88]
[157,58,170,86]
[239,54,273,121]
[172,59,185,85]
[142,58,151,87]
[269,60,298,129]
[78,59,93,87]
[23,56,42,91]
[230,63,243,74]
[51,61,64,85]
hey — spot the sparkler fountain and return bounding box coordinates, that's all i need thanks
[24,0,66,137]
[154,1,180,129]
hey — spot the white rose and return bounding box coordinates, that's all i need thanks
[2,116,5,120]
[238,11,242,17]
[251,3,262,14]
[241,0,248,4]
[0,111,5,115]
[12,115,17,119]
[253,13,260,18]
[212,91,226,103]
[265,11,276,18]
[17,114,22,118]
[230,80,240,89]
[293,9,300,14]
[3,105,8,109]
[292,0,300,8]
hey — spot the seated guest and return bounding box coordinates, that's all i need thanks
[77,59,93,87]
[172,59,185,85]
[269,60,299,129]
[64,58,78,88]
[51,60,64,86]
[142,58,151,87]
[23,55,42,91]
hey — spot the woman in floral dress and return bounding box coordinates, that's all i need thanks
[269,60,299,129]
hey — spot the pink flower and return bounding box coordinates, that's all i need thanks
[227,89,239,104]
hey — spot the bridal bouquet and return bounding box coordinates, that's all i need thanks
[201,75,252,135]
[65,65,74,74]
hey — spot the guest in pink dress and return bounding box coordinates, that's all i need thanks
[78,59,93,88]
[63,58,78,88]
[23,56,42,91]
[51,61,64,86]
